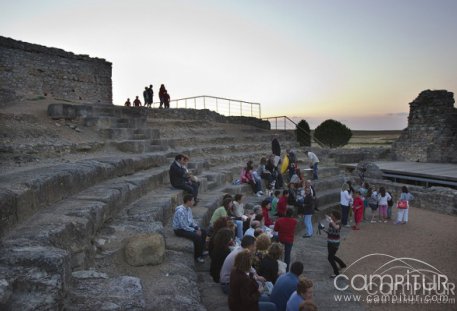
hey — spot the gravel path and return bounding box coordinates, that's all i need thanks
[338,206,457,311]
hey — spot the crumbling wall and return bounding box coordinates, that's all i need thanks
[0,36,112,106]
[391,90,457,163]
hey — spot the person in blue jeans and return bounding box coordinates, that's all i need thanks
[301,188,314,238]
[305,151,319,180]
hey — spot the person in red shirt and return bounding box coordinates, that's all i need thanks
[261,199,273,227]
[352,191,364,230]
[276,190,289,217]
[274,208,297,271]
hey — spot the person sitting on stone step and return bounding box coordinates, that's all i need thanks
[172,194,207,263]
[169,154,200,204]
[241,160,263,197]
[210,228,235,283]
[257,242,283,284]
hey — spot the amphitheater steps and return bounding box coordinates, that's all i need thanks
[2,102,348,310]
[67,167,251,310]
[0,153,169,239]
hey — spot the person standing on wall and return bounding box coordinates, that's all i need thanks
[143,86,149,107]
[164,90,170,108]
[304,151,319,180]
[146,84,153,108]
[159,84,167,109]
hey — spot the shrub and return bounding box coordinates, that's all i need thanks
[296,119,311,146]
[314,119,352,148]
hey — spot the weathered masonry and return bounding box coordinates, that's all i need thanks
[392,90,457,163]
[0,36,112,106]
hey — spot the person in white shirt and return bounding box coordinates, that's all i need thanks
[305,151,319,180]
[377,187,392,223]
[340,183,352,227]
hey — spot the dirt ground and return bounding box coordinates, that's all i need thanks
[339,206,457,311]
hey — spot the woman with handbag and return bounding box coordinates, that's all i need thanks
[395,186,414,224]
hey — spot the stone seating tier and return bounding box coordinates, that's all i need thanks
[0,104,345,310]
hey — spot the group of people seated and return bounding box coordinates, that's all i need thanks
[169,151,320,310]
[172,193,317,310]
[240,149,300,198]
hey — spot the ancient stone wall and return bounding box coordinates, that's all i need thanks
[391,90,457,163]
[47,103,271,130]
[0,36,112,106]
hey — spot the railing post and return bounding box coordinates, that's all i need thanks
[216,98,218,113]
[228,100,231,116]
[204,96,206,109]
[194,97,196,109]
[240,102,242,116]
[284,118,286,131]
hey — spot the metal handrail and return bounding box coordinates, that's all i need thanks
[152,95,261,118]
[262,115,327,147]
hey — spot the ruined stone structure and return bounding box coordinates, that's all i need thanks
[0,36,112,106]
[392,90,457,163]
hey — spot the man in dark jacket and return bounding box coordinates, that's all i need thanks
[169,154,199,203]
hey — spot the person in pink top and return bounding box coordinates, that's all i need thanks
[352,191,364,230]
[274,208,297,272]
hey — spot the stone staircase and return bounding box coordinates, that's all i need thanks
[0,105,345,310]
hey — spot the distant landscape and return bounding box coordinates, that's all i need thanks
[346,130,401,148]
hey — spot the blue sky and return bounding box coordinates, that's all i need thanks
[1,0,456,129]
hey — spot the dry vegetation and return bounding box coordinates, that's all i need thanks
[346,130,402,148]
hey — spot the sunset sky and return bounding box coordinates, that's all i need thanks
[1,0,456,129]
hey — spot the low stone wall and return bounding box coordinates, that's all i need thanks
[47,104,271,129]
[302,147,391,166]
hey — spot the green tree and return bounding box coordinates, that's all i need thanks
[296,119,311,146]
[314,119,352,148]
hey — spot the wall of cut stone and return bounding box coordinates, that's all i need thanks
[391,90,457,163]
[0,36,112,106]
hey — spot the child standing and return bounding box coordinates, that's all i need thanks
[352,191,364,230]
[277,190,289,217]
[386,191,394,220]
[377,187,391,223]
[324,210,346,278]
[368,186,379,223]
[396,186,414,224]
[270,190,281,219]
[261,199,273,227]
[359,182,370,221]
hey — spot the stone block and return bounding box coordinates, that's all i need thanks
[66,275,145,310]
[47,103,77,120]
[124,233,165,266]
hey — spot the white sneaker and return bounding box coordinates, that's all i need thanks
[196,256,205,263]
[258,191,264,195]
[256,192,262,197]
